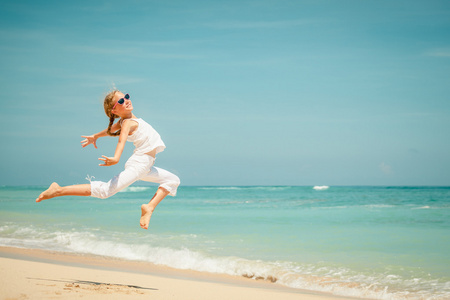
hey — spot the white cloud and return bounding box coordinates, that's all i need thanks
[425,48,450,57]
[379,162,393,175]
[64,41,203,60]
[204,19,312,30]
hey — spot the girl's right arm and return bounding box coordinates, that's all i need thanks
[81,131,104,149]
[81,121,121,149]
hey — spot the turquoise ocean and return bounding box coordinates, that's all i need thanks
[0,185,449,299]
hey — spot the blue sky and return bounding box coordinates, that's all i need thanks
[1,0,449,186]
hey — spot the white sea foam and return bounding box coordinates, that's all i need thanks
[411,206,431,210]
[119,186,152,193]
[199,186,291,191]
[364,204,396,209]
[313,186,329,190]
[199,187,243,190]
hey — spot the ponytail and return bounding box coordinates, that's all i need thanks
[104,90,121,136]
[107,115,121,136]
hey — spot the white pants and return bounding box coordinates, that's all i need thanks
[90,153,180,199]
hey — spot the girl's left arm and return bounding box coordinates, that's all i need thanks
[98,120,133,167]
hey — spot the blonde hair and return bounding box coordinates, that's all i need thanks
[103,90,121,136]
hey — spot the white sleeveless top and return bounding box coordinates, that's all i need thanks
[126,118,166,155]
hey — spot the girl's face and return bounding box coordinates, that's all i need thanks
[112,91,133,115]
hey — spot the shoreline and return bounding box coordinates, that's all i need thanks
[0,246,355,300]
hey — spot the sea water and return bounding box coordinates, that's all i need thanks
[0,186,449,299]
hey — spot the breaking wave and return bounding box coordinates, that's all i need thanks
[0,224,448,300]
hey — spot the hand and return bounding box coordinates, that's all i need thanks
[98,155,118,167]
[81,135,98,149]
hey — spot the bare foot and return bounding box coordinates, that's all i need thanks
[140,204,154,229]
[36,182,60,202]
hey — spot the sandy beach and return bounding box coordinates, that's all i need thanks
[0,246,348,300]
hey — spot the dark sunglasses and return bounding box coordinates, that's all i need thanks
[112,93,130,110]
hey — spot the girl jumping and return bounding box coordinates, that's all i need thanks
[36,90,180,229]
